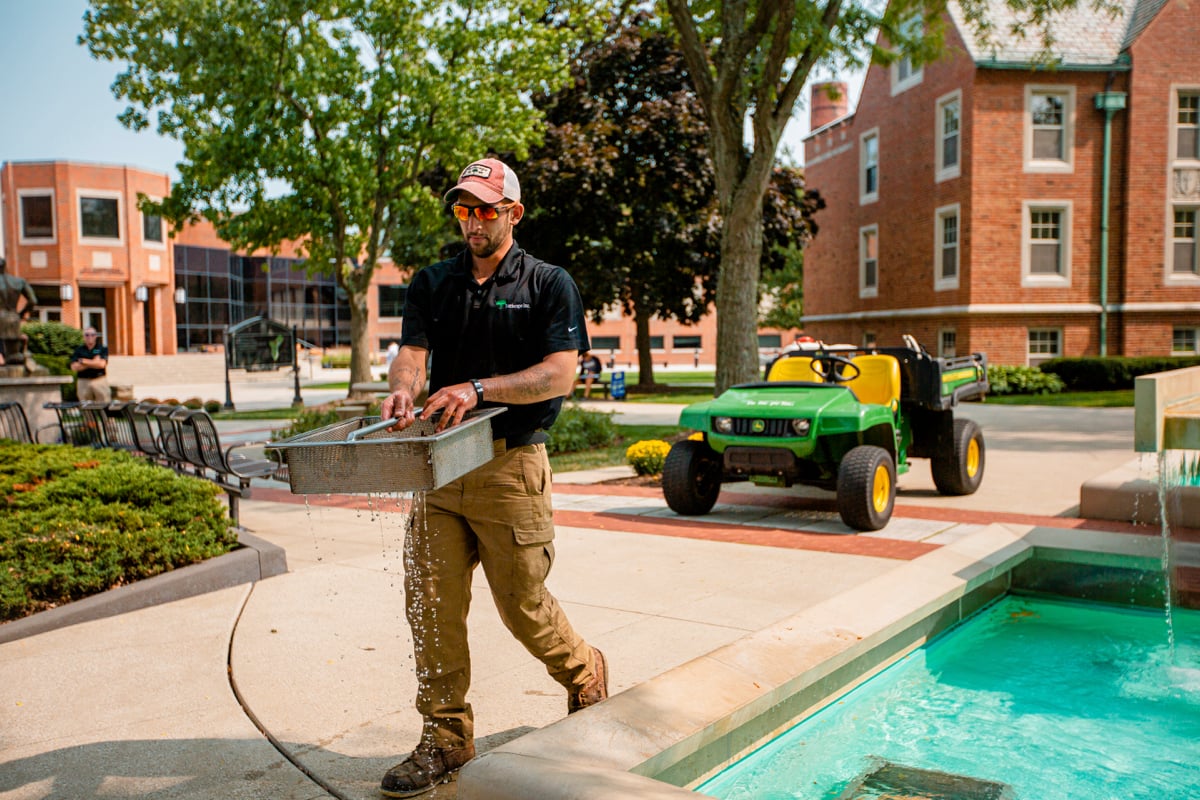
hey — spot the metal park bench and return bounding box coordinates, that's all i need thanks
[168,407,280,524]
[0,401,33,443]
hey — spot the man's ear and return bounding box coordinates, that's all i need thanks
[509,202,524,225]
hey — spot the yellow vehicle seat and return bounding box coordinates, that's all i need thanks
[767,356,823,383]
[847,354,901,410]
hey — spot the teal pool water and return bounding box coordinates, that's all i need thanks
[698,596,1200,799]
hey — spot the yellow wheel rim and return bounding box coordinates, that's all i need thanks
[872,464,891,512]
[966,438,981,478]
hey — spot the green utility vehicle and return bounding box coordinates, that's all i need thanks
[662,336,988,531]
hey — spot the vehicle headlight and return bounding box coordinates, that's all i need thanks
[714,417,734,434]
[790,418,811,436]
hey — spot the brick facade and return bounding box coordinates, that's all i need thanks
[802,0,1200,365]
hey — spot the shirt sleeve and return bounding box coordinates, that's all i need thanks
[399,268,433,350]
[537,266,590,356]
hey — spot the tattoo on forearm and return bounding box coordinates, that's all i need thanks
[393,367,421,395]
[507,365,555,401]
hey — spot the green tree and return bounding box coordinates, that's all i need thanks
[515,13,820,388]
[81,0,596,392]
[662,0,1089,392]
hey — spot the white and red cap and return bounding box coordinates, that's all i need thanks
[443,158,521,204]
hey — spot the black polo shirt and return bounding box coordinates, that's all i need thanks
[400,243,590,441]
[70,343,108,379]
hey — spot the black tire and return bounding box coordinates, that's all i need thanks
[662,440,722,516]
[932,418,985,496]
[836,445,896,531]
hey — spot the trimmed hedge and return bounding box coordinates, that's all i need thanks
[546,404,616,455]
[987,365,1065,396]
[1039,356,1200,391]
[0,442,236,621]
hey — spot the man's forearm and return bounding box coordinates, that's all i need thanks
[478,353,575,404]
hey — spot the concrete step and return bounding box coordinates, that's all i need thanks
[107,353,335,387]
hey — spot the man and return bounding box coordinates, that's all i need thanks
[378,158,608,797]
[70,328,111,401]
[0,257,38,365]
[574,349,603,399]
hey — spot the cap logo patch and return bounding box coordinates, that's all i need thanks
[461,164,493,179]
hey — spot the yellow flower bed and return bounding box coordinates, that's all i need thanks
[625,439,671,476]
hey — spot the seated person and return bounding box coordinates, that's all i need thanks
[574,350,604,399]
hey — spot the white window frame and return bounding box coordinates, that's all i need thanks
[939,328,957,358]
[17,188,56,245]
[1024,85,1075,173]
[890,16,924,96]
[1168,205,1200,284]
[1027,328,1062,366]
[1174,87,1200,163]
[1173,327,1199,355]
[935,90,962,182]
[139,195,166,250]
[935,203,961,291]
[860,224,879,298]
[860,128,879,205]
[1021,200,1072,287]
[77,189,125,246]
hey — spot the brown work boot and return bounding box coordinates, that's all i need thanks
[380,739,475,798]
[567,646,609,714]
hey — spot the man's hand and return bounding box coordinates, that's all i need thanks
[419,382,479,432]
[380,389,417,431]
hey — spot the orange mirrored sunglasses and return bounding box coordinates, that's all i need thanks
[451,203,515,222]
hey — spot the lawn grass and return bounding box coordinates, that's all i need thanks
[548,423,684,473]
[982,389,1134,407]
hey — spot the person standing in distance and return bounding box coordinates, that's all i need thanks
[378,158,608,798]
[70,328,111,401]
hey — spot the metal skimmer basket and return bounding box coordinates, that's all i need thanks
[267,408,505,495]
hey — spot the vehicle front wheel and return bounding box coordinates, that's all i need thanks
[836,445,896,531]
[931,418,985,496]
[662,440,722,516]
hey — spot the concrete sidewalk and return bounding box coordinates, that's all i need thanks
[0,404,1149,800]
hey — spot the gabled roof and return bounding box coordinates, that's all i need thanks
[947,0,1165,68]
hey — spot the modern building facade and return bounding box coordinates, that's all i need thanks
[800,0,1200,365]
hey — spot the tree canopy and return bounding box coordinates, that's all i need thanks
[515,13,821,386]
[81,0,597,388]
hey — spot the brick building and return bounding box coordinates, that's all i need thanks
[801,0,1200,365]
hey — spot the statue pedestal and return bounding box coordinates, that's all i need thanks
[0,375,72,440]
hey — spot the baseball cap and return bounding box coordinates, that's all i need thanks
[443,158,521,204]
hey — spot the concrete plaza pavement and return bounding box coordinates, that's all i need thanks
[0,397,1149,800]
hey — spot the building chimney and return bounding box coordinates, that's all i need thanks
[810,81,849,131]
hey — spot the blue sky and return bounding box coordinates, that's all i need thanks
[0,1,860,179]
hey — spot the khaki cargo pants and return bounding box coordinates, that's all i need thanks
[404,441,598,749]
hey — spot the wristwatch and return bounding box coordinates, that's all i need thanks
[471,379,484,405]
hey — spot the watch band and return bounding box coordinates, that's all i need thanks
[471,379,484,405]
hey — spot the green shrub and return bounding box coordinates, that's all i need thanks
[987,365,1065,395]
[0,442,236,621]
[1039,356,1200,391]
[204,400,223,414]
[22,321,83,357]
[625,440,670,476]
[182,397,204,409]
[546,404,616,455]
[321,352,353,368]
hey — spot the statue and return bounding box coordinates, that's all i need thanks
[0,258,39,372]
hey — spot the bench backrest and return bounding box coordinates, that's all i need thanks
[127,402,166,459]
[0,401,33,443]
[150,405,188,465]
[767,356,824,383]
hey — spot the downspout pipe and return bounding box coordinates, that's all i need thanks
[1095,91,1126,357]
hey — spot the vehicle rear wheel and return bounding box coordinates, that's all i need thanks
[836,445,896,531]
[662,440,722,516]
[931,418,985,496]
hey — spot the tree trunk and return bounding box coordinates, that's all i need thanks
[714,197,765,394]
[634,305,656,389]
[347,284,374,401]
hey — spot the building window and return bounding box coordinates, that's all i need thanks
[1174,208,1198,275]
[863,331,877,349]
[890,17,923,95]
[673,335,702,350]
[860,225,879,298]
[378,284,408,317]
[1023,202,1071,286]
[936,92,961,181]
[592,335,621,351]
[860,129,879,204]
[1025,86,1074,172]
[1027,328,1061,366]
[1178,91,1199,160]
[18,191,55,242]
[142,211,164,245]
[940,329,957,358]
[79,194,121,241]
[935,204,960,290]
[1173,327,1199,354]
[758,334,782,349]
[649,335,664,350]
